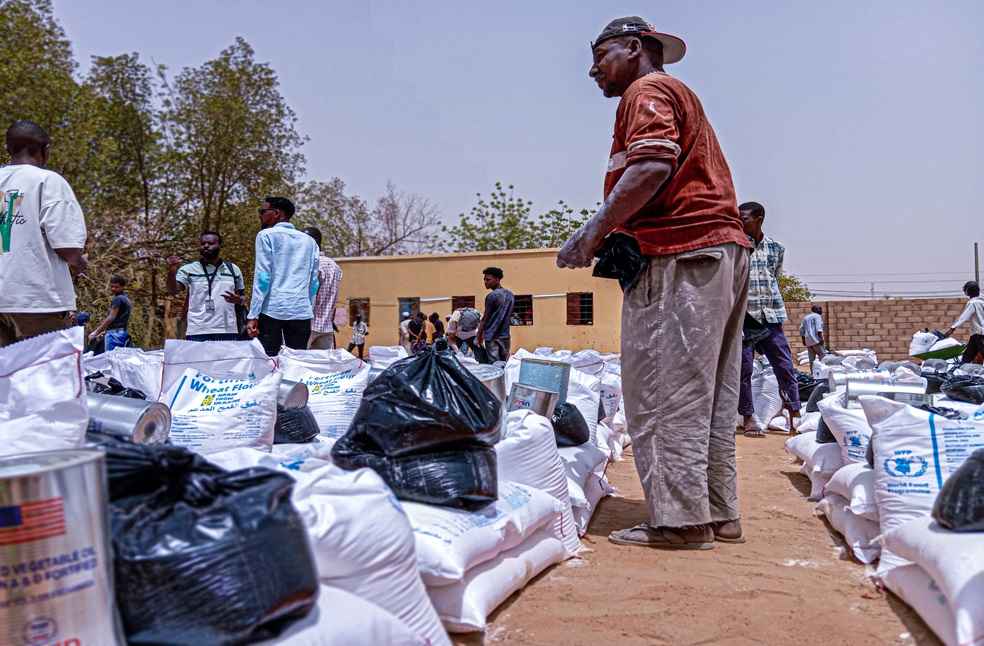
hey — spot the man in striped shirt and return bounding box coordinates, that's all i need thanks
[738,201,801,436]
[304,227,342,350]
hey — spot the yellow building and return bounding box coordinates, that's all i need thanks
[333,248,623,353]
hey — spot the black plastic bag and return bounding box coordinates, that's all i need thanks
[742,314,771,348]
[932,447,984,531]
[95,434,318,645]
[941,374,984,405]
[796,373,820,403]
[332,347,501,509]
[275,405,320,444]
[334,445,498,509]
[592,232,649,292]
[805,382,830,413]
[816,417,837,444]
[552,402,590,447]
[922,371,945,395]
[85,373,147,399]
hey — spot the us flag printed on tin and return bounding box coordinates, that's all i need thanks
[0,498,66,545]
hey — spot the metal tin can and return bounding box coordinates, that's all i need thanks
[86,393,171,444]
[507,383,559,417]
[278,379,310,410]
[464,364,506,403]
[0,450,123,646]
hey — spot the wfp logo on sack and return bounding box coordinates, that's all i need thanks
[883,451,929,478]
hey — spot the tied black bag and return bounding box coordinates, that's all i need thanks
[332,346,502,509]
[941,374,984,405]
[932,447,984,531]
[91,433,318,646]
[551,402,590,447]
[592,233,649,292]
[274,405,321,444]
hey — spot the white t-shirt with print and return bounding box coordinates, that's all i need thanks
[176,260,245,336]
[0,164,86,313]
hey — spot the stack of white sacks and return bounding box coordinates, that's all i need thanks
[42,337,627,640]
[784,359,984,646]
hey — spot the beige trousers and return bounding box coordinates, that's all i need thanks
[621,242,749,528]
[0,312,72,347]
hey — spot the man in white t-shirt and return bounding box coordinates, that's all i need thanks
[0,120,87,347]
[166,231,245,341]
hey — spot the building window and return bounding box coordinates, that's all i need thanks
[451,295,475,311]
[398,297,420,322]
[566,292,594,326]
[511,295,534,326]
[349,298,370,325]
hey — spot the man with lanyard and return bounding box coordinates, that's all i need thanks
[166,231,246,341]
[557,17,750,549]
[246,196,320,356]
[737,201,801,437]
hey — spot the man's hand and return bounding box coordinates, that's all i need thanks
[88,331,101,342]
[246,318,260,338]
[166,255,182,270]
[221,290,242,305]
[557,225,601,269]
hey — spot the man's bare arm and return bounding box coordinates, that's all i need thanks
[557,159,673,268]
[55,248,87,274]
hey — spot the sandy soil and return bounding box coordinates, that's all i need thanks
[455,433,942,646]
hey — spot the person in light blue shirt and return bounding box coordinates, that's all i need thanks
[246,196,320,356]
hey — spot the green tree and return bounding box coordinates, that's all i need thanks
[440,182,592,252]
[160,37,306,236]
[0,0,76,140]
[779,272,812,302]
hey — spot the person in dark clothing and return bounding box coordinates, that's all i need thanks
[407,311,427,354]
[89,275,131,352]
[429,312,445,342]
[477,267,514,362]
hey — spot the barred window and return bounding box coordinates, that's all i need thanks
[398,297,420,322]
[566,292,594,326]
[511,295,534,326]
[348,298,370,325]
[451,295,475,311]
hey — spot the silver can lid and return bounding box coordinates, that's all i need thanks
[0,449,104,479]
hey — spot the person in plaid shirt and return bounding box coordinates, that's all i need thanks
[304,227,342,350]
[738,201,801,436]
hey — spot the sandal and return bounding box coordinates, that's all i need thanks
[743,421,766,438]
[711,519,746,544]
[608,523,714,550]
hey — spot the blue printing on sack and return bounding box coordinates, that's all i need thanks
[927,413,944,489]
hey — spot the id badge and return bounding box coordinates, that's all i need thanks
[205,297,216,313]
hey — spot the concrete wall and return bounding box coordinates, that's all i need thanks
[334,249,624,352]
[332,248,969,361]
[784,298,968,362]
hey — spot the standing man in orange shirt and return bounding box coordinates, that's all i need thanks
[558,17,750,549]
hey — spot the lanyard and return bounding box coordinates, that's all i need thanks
[201,262,221,298]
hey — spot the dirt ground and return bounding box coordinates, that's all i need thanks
[455,433,942,646]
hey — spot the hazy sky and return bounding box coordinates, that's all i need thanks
[56,1,983,297]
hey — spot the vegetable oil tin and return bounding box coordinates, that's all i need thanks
[0,449,122,646]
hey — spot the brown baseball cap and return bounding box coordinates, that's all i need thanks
[591,16,686,65]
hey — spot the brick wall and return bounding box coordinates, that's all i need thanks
[783,298,968,362]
